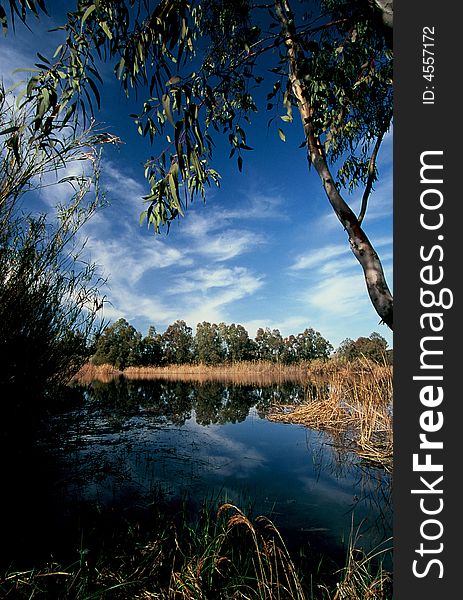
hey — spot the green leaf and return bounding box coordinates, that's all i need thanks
[278,128,286,142]
[27,76,40,97]
[87,77,101,109]
[36,52,50,64]
[99,21,113,40]
[81,4,96,27]
[162,93,174,126]
[237,156,243,172]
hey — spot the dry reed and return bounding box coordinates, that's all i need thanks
[73,360,315,386]
[268,358,393,471]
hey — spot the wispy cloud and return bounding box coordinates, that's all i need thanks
[86,234,189,287]
[289,244,349,271]
[173,267,264,327]
[197,229,265,262]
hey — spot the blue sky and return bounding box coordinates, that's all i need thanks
[0,6,393,350]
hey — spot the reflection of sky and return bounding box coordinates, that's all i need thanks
[56,386,391,556]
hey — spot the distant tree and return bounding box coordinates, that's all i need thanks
[92,318,142,369]
[139,325,163,366]
[161,319,194,364]
[255,327,285,363]
[5,0,393,328]
[194,321,224,365]
[337,331,389,363]
[281,334,299,364]
[219,322,255,363]
[282,328,332,362]
[296,328,333,361]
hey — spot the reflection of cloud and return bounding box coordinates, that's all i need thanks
[297,475,357,506]
[186,419,268,477]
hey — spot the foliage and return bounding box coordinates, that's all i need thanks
[0,87,107,413]
[336,331,389,363]
[92,318,142,369]
[193,321,224,365]
[139,324,163,365]
[255,326,285,363]
[88,317,335,368]
[283,328,333,363]
[160,318,194,364]
[219,321,256,363]
[1,0,394,326]
[0,498,392,599]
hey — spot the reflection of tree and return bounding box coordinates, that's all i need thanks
[193,381,225,426]
[192,382,282,425]
[146,380,193,426]
[84,379,312,428]
[214,386,255,424]
[254,382,309,415]
[89,378,194,426]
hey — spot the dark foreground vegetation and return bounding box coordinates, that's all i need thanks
[1,494,391,599]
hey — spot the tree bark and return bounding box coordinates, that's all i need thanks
[275,0,393,329]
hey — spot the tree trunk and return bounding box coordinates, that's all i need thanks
[275,0,393,329]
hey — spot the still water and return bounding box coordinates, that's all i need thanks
[6,377,391,568]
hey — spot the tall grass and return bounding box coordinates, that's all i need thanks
[74,360,318,386]
[0,502,391,599]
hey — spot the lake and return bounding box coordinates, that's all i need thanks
[4,377,392,572]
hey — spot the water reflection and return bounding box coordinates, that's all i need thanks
[41,378,391,565]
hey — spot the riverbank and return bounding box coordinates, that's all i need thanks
[73,358,393,471]
[73,360,318,385]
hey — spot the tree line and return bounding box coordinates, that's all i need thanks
[90,318,390,369]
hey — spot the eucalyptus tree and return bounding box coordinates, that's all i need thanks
[3,0,393,328]
[139,324,163,365]
[255,327,285,363]
[91,318,142,369]
[194,321,224,364]
[337,330,389,362]
[160,319,194,364]
[218,322,255,363]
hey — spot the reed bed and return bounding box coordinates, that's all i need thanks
[73,361,316,386]
[268,358,393,471]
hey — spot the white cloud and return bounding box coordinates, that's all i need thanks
[174,267,264,327]
[197,229,264,262]
[86,234,188,287]
[290,244,348,271]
